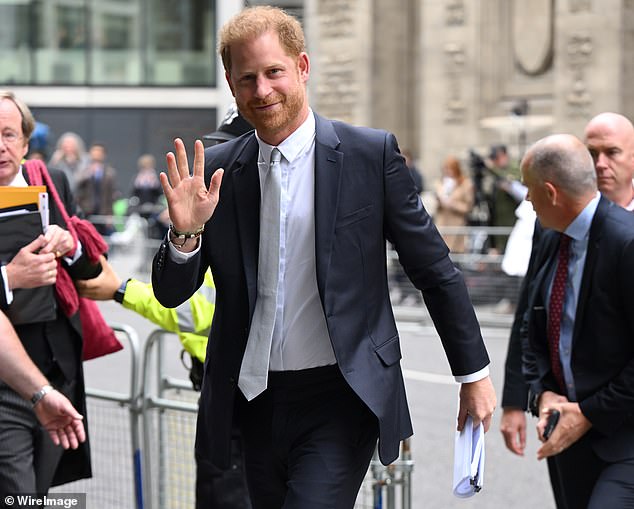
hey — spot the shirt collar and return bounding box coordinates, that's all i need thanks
[255,109,316,165]
[564,191,600,241]
[626,181,634,211]
[8,166,28,187]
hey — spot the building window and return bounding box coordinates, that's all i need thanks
[0,0,215,87]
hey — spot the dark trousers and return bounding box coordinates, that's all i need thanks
[0,383,64,504]
[237,365,378,509]
[549,434,634,508]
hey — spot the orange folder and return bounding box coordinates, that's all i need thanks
[0,186,47,209]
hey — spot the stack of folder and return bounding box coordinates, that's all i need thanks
[0,186,57,325]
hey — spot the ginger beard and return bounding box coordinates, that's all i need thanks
[237,82,306,140]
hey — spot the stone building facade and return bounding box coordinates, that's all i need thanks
[305,0,634,183]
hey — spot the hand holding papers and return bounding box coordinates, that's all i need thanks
[0,187,56,325]
[453,414,485,497]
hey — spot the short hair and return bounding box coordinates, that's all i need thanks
[489,144,508,160]
[56,131,86,154]
[525,135,597,196]
[0,90,36,141]
[218,6,305,73]
[137,154,156,169]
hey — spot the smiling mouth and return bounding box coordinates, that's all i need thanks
[254,102,278,111]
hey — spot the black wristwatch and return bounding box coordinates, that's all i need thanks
[114,278,131,304]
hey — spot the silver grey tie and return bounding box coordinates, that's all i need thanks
[238,148,282,400]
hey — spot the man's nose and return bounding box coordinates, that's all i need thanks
[254,76,272,99]
[595,152,609,168]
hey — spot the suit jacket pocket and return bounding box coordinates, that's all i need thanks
[335,205,373,229]
[375,335,402,367]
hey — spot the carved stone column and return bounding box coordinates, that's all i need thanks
[304,0,372,126]
[553,0,626,132]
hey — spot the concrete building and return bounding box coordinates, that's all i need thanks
[306,0,634,185]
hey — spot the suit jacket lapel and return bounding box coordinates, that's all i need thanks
[573,196,608,342]
[533,228,559,307]
[231,136,261,314]
[313,114,343,298]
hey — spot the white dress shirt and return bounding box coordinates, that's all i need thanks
[254,111,336,370]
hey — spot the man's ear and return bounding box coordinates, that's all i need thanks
[544,181,557,205]
[298,52,310,82]
[21,141,29,161]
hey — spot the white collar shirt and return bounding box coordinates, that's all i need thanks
[255,111,336,371]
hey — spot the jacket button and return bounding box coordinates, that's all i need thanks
[229,377,236,385]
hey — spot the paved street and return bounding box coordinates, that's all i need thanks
[81,243,557,508]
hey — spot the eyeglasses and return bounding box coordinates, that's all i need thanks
[0,131,22,145]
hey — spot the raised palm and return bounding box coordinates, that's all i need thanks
[159,138,224,232]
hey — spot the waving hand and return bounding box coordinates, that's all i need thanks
[159,138,224,234]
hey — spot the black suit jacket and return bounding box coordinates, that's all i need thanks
[523,196,634,461]
[501,220,543,410]
[0,166,93,485]
[152,113,490,469]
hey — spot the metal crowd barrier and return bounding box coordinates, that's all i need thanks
[49,322,143,509]
[387,225,520,310]
[140,329,198,509]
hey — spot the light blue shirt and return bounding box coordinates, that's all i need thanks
[548,192,600,400]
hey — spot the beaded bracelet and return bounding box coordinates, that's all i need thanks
[169,223,205,247]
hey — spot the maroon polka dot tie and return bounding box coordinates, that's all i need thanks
[547,234,571,393]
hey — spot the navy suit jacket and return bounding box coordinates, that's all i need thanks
[523,196,634,461]
[152,113,490,469]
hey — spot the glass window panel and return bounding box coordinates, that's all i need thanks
[0,4,33,84]
[0,0,214,86]
[32,1,88,85]
[146,0,214,86]
[90,0,142,85]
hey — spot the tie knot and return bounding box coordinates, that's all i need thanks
[270,148,281,165]
[560,233,571,250]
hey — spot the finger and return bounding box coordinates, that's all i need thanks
[48,269,57,284]
[40,232,59,254]
[73,420,86,443]
[506,433,523,456]
[519,424,527,451]
[62,403,83,421]
[501,430,515,452]
[159,171,173,200]
[208,168,224,197]
[193,139,205,178]
[456,407,468,432]
[537,443,554,460]
[24,234,48,254]
[164,152,179,190]
[58,428,71,450]
[48,429,61,447]
[174,138,191,180]
[66,424,79,449]
[481,413,491,433]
